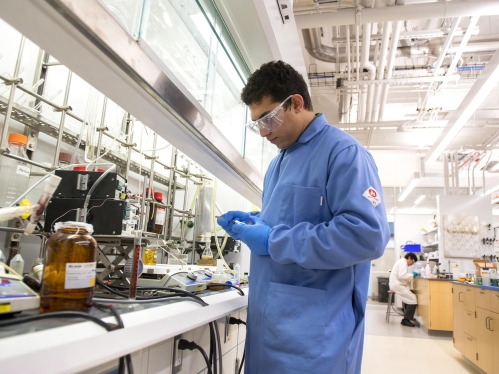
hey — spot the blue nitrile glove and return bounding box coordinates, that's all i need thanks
[232,216,272,256]
[217,210,251,240]
[412,271,419,277]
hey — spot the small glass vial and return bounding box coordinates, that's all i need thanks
[40,221,97,313]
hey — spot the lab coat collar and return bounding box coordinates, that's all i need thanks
[281,113,328,153]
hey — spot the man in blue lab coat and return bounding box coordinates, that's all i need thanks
[218,61,390,374]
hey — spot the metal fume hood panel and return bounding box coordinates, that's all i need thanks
[0,0,263,205]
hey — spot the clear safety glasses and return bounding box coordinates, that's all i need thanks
[245,95,293,134]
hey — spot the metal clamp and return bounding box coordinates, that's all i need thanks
[0,76,23,86]
[53,105,72,112]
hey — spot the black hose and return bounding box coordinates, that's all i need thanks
[206,283,245,296]
[0,311,112,331]
[97,280,208,306]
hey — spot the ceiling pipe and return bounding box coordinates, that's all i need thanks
[302,28,410,63]
[295,0,499,28]
[379,20,403,122]
[360,23,374,123]
[418,17,461,121]
[428,16,481,109]
[372,22,392,123]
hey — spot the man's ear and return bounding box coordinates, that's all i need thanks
[292,94,305,112]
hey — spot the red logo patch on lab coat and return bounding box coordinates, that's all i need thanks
[363,187,381,207]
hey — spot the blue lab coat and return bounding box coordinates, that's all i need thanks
[245,114,390,374]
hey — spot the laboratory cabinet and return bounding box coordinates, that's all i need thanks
[453,283,499,374]
[414,279,453,331]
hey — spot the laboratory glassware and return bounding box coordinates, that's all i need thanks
[0,133,31,207]
[39,221,97,313]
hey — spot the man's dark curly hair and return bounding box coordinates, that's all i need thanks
[241,60,313,111]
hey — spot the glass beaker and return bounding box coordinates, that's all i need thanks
[39,221,97,313]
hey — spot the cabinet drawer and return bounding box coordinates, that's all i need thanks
[475,289,490,311]
[463,287,476,312]
[463,310,477,338]
[491,292,499,313]
[430,281,452,293]
[464,333,478,365]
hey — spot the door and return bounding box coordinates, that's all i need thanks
[491,292,499,313]
[491,311,499,374]
[476,307,494,373]
[430,291,453,331]
[453,286,465,353]
[463,287,475,312]
[464,333,478,366]
[463,309,477,338]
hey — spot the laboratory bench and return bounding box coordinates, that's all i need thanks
[413,278,454,332]
[0,287,249,373]
[452,282,499,374]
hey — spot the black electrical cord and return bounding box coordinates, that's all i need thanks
[96,280,208,306]
[238,349,245,374]
[214,321,223,374]
[208,322,216,374]
[206,283,245,296]
[228,317,247,374]
[178,339,213,374]
[92,303,133,374]
[0,311,113,331]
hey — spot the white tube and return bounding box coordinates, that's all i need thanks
[372,22,391,122]
[360,23,372,122]
[379,20,402,122]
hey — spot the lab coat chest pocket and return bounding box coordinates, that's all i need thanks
[279,185,322,227]
[263,282,326,359]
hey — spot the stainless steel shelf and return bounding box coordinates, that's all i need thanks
[0,95,184,190]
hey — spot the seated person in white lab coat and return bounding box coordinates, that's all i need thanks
[389,252,419,327]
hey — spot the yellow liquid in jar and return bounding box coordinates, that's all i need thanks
[143,248,157,265]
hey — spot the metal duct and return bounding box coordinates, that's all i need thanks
[302,28,410,63]
[303,28,499,63]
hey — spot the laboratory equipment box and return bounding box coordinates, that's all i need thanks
[53,170,126,199]
[44,198,125,235]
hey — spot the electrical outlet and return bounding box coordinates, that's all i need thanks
[225,315,232,343]
[172,334,183,373]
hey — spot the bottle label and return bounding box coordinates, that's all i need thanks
[155,207,166,225]
[65,262,96,289]
[16,165,30,178]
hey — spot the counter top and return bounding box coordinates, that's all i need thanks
[451,281,499,292]
[0,287,249,373]
[416,277,453,282]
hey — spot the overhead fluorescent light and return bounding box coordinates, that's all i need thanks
[398,172,421,202]
[414,195,426,206]
[425,48,499,164]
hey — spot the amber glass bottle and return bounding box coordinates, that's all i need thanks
[39,222,97,313]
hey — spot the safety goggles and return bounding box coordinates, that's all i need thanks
[245,95,293,134]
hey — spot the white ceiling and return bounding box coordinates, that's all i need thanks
[292,1,499,190]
